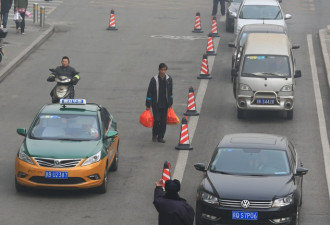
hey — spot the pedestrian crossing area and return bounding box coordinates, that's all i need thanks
[8,0,63,21]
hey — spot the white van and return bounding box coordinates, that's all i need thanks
[233,33,301,120]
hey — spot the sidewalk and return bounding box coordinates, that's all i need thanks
[319,25,330,89]
[0,20,54,83]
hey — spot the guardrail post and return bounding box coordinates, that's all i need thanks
[33,3,39,24]
[40,6,45,27]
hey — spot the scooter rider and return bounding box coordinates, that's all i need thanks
[47,56,80,99]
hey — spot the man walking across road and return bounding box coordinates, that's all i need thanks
[146,63,173,143]
[212,0,226,16]
[1,0,13,29]
[153,179,195,225]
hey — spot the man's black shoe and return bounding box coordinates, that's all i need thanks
[152,136,158,142]
[158,138,166,143]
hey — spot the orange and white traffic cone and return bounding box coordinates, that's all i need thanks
[197,54,212,79]
[184,87,199,116]
[107,9,118,30]
[208,16,220,37]
[175,117,193,150]
[192,12,203,33]
[206,36,216,56]
[162,161,171,189]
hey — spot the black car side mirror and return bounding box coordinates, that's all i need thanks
[228,42,236,48]
[292,44,300,49]
[194,163,206,172]
[294,70,302,78]
[294,167,308,176]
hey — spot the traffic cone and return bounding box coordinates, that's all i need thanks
[184,87,199,116]
[197,54,212,79]
[208,16,220,37]
[107,9,118,30]
[206,36,216,56]
[192,12,203,33]
[162,161,171,189]
[175,117,193,150]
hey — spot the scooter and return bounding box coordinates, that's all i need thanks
[48,69,79,103]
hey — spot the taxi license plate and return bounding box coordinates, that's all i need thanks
[256,99,274,104]
[45,171,68,179]
[232,211,258,220]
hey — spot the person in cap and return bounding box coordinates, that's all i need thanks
[146,63,173,143]
[153,179,195,225]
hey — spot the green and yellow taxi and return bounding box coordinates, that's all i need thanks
[15,99,119,193]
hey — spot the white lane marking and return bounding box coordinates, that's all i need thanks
[307,34,330,199]
[172,16,224,182]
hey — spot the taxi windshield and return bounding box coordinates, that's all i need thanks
[30,114,100,141]
[209,148,290,176]
[242,55,290,78]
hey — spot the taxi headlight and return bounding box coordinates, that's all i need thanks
[201,192,219,205]
[272,194,293,207]
[18,147,34,165]
[82,151,101,166]
[239,83,252,91]
[280,85,293,92]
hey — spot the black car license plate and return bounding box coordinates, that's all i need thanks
[45,171,68,179]
[256,99,274,104]
[232,211,258,220]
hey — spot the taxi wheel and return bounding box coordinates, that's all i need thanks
[15,178,27,192]
[95,166,108,194]
[109,146,119,171]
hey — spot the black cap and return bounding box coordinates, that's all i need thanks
[165,179,181,194]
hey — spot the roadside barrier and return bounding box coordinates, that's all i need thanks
[206,36,216,56]
[175,117,193,150]
[107,9,118,30]
[198,54,212,79]
[184,87,199,116]
[209,16,220,37]
[192,12,203,33]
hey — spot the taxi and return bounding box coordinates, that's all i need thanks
[15,99,119,193]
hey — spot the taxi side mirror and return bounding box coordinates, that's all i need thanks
[194,163,206,172]
[17,128,27,137]
[294,70,302,78]
[106,130,118,139]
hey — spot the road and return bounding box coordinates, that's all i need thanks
[0,0,329,224]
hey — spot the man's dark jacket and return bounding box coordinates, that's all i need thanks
[53,65,78,79]
[153,187,195,225]
[1,0,13,13]
[146,74,173,109]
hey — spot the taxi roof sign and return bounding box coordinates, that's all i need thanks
[60,99,86,105]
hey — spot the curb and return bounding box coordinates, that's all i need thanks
[0,24,55,83]
[319,28,330,89]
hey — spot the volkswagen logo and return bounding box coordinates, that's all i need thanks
[241,200,250,208]
[54,160,61,166]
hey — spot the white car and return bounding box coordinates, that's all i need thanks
[234,0,291,35]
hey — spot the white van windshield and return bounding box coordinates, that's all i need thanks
[242,55,290,78]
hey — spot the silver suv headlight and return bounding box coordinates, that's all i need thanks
[239,83,252,91]
[18,147,34,165]
[272,194,293,207]
[280,85,293,92]
[82,151,101,166]
[201,192,219,205]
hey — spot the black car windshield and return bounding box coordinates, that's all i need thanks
[30,114,100,141]
[239,5,283,20]
[242,55,290,78]
[209,148,290,176]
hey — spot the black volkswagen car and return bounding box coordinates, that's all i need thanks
[195,133,308,225]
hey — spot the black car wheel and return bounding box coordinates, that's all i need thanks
[226,17,234,32]
[291,205,299,225]
[287,110,293,120]
[109,145,119,171]
[95,165,108,194]
[15,178,27,192]
[237,108,244,119]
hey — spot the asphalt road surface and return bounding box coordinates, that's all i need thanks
[0,0,329,224]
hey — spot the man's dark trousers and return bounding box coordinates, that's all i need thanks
[152,107,167,139]
[212,0,225,16]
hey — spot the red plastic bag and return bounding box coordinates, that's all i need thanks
[139,108,154,128]
[167,107,180,125]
